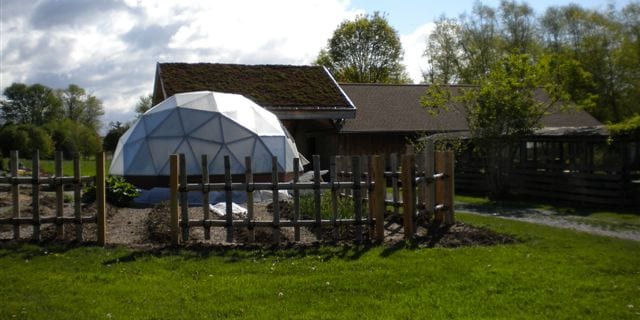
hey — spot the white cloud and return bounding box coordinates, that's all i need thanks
[400,22,435,84]
[1,0,359,130]
[1,0,439,127]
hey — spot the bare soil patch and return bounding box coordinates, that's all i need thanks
[1,190,517,249]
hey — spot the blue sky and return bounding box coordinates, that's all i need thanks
[349,0,627,34]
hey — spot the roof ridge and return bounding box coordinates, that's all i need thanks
[338,83,478,88]
[158,62,319,68]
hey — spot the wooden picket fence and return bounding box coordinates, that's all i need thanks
[169,142,455,245]
[0,146,454,246]
[0,151,106,244]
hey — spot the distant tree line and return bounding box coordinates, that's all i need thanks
[0,83,104,159]
[423,0,640,124]
[420,0,640,197]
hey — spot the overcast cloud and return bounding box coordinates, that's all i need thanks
[0,0,431,129]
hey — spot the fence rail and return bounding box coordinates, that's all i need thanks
[0,151,106,244]
[170,143,455,245]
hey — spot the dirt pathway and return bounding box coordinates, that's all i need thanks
[456,203,640,242]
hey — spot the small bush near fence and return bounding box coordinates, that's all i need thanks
[82,176,140,207]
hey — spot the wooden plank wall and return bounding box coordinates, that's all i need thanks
[455,140,640,206]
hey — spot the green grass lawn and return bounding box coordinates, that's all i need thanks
[456,194,640,232]
[18,157,111,177]
[1,213,639,319]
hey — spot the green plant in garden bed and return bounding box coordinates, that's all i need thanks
[0,213,638,319]
[82,175,140,207]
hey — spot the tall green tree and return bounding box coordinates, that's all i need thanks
[0,83,63,125]
[315,12,410,83]
[499,0,538,54]
[423,54,573,197]
[103,121,129,153]
[0,123,54,158]
[457,3,501,83]
[423,16,461,84]
[134,94,153,118]
[45,119,102,158]
[539,3,640,122]
[58,84,105,132]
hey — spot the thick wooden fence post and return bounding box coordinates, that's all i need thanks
[73,157,83,241]
[55,151,64,239]
[444,151,455,225]
[202,155,211,240]
[169,154,180,246]
[423,141,435,222]
[224,156,233,243]
[330,156,339,240]
[293,158,301,242]
[245,157,255,243]
[352,156,363,242]
[180,154,189,242]
[313,155,322,240]
[371,155,386,242]
[32,150,41,241]
[271,156,280,245]
[10,150,20,239]
[96,152,106,246]
[401,154,415,240]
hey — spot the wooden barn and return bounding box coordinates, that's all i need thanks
[337,83,603,155]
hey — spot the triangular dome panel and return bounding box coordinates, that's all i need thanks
[221,117,254,143]
[251,139,275,173]
[174,139,201,175]
[261,136,286,171]
[180,109,217,135]
[187,138,223,169]
[147,137,183,175]
[210,146,244,175]
[148,110,184,137]
[227,137,256,163]
[190,115,223,142]
[125,141,156,175]
[143,109,173,134]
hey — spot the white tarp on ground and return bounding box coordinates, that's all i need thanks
[109,91,301,178]
[209,202,248,219]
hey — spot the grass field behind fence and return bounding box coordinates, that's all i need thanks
[18,158,111,177]
[1,213,639,319]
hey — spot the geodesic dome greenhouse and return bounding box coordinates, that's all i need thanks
[109,91,302,188]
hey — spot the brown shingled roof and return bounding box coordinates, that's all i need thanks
[154,63,355,119]
[339,83,602,133]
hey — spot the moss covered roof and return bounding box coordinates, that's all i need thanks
[154,63,353,109]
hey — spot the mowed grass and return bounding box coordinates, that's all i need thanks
[457,194,640,232]
[1,214,639,319]
[19,157,111,177]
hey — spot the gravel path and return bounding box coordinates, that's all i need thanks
[456,203,640,242]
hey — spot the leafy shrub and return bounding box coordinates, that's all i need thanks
[607,114,640,138]
[82,176,140,207]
